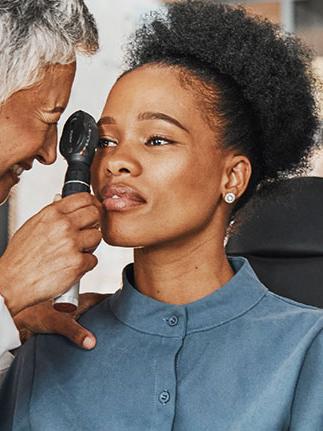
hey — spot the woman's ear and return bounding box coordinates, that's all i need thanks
[221,153,252,202]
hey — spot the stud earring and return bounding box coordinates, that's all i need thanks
[224,192,236,204]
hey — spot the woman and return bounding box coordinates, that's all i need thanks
[0,0,102,384]
[1,1,322,429]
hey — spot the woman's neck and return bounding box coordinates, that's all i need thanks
[133,230,234,305]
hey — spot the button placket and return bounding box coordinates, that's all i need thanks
[153,336,184,430]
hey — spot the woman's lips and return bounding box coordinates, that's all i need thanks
[102,184,146,211]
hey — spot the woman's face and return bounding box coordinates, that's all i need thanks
[92,65,238,248]
[0,62,76,203]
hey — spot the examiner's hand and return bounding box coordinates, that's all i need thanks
[0,193,102,316]
[14,293,110,349]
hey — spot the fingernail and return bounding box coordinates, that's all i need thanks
[83,336,95,350]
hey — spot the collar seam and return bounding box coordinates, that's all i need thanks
[186,291,268,335]
[110,308,185,339]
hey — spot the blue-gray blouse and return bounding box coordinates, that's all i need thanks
[1,257,323,430]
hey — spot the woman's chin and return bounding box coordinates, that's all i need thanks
[102,230,143,248]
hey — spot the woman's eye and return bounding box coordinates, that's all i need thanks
[98,138,118,148]
[146,136,173,146]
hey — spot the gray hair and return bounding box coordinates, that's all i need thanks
[0,0,99,103]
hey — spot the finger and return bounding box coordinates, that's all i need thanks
[67,205,101,229]
[79,253,99,274]
[77,228,102,252]
[14,301,60,334]
[52,317,97,350]
[54,193,100,214]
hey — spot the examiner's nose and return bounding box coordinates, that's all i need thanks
[36,145,57,165]
[36,130,58,165]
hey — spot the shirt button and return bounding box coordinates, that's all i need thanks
[159,390,170,405]
[167,315,178,327]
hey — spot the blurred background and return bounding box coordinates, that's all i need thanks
[1,0,322,294]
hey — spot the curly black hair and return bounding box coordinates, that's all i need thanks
[124,0,319,214]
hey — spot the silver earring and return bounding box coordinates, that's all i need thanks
[224,192,236,204]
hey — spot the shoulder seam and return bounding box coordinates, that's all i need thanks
[266,290,323,312]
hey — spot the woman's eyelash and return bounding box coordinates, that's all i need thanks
[98,135,175,149]
[98,138,117,148]
[145,136,175,146]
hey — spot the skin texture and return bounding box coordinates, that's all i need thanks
[92,65,251,305]
[0,63,103,350]
[0,63,75,203]
[0,192,102,315]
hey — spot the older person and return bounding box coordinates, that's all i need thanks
[0,0,102,383]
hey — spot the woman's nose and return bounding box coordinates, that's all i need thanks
[105,147,142,177]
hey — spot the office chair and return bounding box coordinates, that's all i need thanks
[226,177,323,307]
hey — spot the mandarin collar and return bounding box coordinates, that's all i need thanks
[109,257,268,337]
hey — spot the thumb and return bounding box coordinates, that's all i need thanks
[54,317,97,350]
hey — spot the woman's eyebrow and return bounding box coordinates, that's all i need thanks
[97,116,116,126]
[138,111,189,133]
[97,112,189,133]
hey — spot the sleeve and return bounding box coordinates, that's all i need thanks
[289,330,323,430]
[0,336,36,430]
[0,295,21,383]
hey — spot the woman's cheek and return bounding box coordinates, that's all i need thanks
[91,153,103,197]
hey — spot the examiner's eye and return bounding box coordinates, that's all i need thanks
[42,114,60,125]
[146,136,174,146]
[98,138,118,148]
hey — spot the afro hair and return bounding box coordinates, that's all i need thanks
[125,0,319,213]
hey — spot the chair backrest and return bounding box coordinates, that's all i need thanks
[226,177,323,307]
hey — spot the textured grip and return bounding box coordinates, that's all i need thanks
[52,111,98,313]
